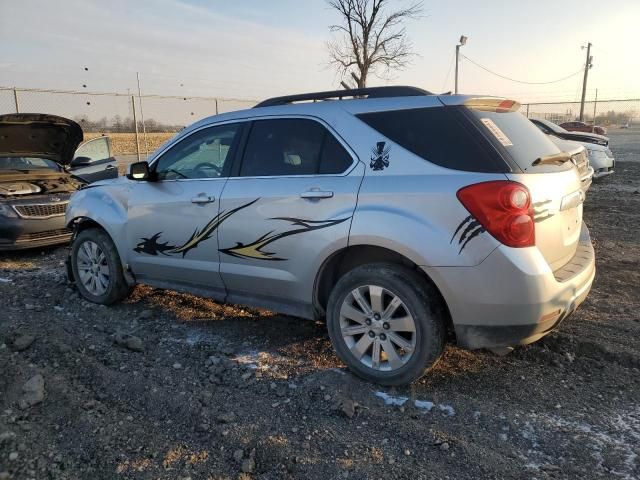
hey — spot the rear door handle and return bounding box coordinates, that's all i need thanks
[105,164,116,170]
[300,190,334,199]
[191,195,215,204]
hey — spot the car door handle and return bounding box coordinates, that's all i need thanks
[191,196,215,204]
[300,190,334,199]
[105,164,116,170]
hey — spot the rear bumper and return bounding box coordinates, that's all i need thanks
[0,214,71,251]
[424,222,595,349]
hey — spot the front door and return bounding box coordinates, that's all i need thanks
[70,137,118,183]
[126,122,244,294]
[218,117,363,311]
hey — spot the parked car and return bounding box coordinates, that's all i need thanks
[544,136,593,192]
[559,120,606,136]
[65,87,595,385]
[532,118,614,178]
[0,113,117,250]
[531,118,609,146]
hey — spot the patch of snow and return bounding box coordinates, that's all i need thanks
[438,404,456,416]
[0,277,11,283]
[414,400,434,411]
[233,350,288,370]
[374,392,453,415]
[375,391,408,406]
[521,405,640,480]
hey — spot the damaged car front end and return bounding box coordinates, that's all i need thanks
[0,113,101,250]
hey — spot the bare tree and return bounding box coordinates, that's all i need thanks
[327,0,423,89]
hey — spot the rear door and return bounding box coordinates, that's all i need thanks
[218,117,363,311]
[70,137,117,182]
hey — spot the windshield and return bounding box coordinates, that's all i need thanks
[535,118,568,134]
[0,157,61,171]
[467,109,570,173]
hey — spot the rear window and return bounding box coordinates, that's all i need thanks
[357,107,507,173]
[468,109,567,172]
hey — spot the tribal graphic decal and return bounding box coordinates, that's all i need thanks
[370,141,390,171]
[220,217,350,261]
[134,198,259,257]
[451,215,486,254]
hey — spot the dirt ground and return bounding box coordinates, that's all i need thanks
[1,130,639,480]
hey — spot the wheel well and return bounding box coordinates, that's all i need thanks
[314,245,453,334]
[71,217,104,234]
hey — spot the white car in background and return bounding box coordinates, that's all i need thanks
[541,135,593,193]
[531,118,614,179]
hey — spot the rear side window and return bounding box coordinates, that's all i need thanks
[240,118,352,177]
[357,107,507,173]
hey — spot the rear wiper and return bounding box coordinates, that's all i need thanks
[532,152,572,166]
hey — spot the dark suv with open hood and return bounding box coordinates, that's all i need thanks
[0,113,117,250]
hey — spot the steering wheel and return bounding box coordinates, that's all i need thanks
[193,162,222,176]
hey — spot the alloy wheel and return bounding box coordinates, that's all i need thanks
[339,285,417,371]
[76,240,110,296]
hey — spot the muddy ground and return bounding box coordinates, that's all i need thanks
[1,131,639,480]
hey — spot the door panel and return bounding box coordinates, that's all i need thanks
[126,179,227,291]
[70,137,117,183]
[218,167,363,306]
[125,122,244,293]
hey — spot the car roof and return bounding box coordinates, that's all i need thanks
[183,88,511,133]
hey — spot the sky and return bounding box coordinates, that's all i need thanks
[1,0,639,105]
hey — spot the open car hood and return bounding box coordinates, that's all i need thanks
[0,113,83,166]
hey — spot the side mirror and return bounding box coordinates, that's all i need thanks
[70,156,92,167]
[127,161,152,181]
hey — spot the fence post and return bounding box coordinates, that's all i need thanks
[13,88,20,113]
[215,98,219,115]
[526,104,530,118]
[131,95,141,162]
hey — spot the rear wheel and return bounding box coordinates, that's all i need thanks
[71,228,132,304]
[326,263,445,386]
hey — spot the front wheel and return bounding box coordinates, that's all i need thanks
[326,264,445,386]
[71,228,132,305]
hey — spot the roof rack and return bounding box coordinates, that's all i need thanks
[253,86,432,108]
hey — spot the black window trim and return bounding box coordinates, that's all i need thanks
[230,114,358,179]
[356,105,523,174]
[147,120,248,182]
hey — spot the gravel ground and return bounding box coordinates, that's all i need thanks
[1,130,639,480]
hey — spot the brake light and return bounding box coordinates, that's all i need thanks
[457,181,535,248]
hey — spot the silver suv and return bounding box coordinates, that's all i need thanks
[65,87,595,385]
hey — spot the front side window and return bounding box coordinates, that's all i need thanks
[240,118,352,177]
[155,124,241,180]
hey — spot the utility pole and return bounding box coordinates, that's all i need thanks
[136,72,149,157]
[592,88,598,124]
[131,95,141,162]
[579,42,592,121]
[454,35,468,94]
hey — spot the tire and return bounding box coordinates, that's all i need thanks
[326,263,445,386]
[71,228,132,305]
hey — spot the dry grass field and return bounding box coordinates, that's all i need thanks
[85,132,177,156]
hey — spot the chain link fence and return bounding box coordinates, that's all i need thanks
[2,86,639,155]
[520,99,639,127]
[0,87,257,156]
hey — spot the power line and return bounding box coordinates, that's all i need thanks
[460,55,584,85]
[441,51,455,92]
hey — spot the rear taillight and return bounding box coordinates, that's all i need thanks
[457,181,535,248]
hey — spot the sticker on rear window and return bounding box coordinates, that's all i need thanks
[480,118,513,147]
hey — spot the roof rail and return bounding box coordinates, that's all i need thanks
[253,86,432,108]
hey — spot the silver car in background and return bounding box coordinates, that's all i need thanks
[65,87,595,385]
[532,118,615,178]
